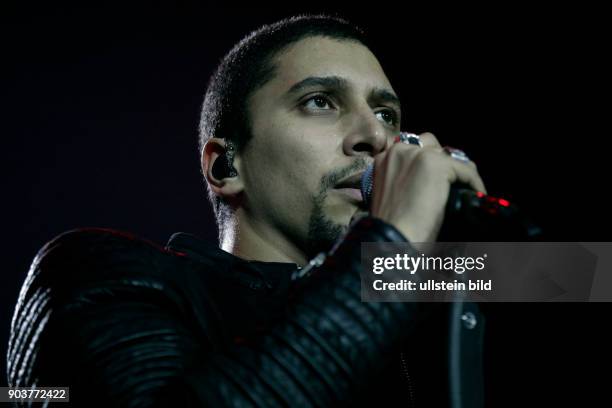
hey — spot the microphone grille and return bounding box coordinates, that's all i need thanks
[360,164,375,207]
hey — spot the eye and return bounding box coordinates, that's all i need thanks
[301,95,334,111]
[375,109,398,126]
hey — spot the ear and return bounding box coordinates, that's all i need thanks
[202,137,244,198]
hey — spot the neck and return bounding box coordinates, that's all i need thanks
[220,208,307,267]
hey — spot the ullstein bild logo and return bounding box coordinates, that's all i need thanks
[360,242,610,302]
[371,278,492,292]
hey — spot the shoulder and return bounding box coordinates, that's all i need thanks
[13,228,197,331]
[23,228,186,294]
[8,229,212,389]
[34,227,178,267]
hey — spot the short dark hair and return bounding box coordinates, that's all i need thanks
[199,15,369,239]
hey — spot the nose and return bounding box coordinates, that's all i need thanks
[341,106,390,158]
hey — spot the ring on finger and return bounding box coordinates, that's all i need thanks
[395,132,423,147]
[443,146,471,163]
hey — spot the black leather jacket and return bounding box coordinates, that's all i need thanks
[7,216,461,407]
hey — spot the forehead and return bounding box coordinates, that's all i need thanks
[268,36,393,94]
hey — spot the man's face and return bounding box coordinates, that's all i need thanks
[240,36,401,257]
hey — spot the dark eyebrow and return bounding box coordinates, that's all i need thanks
[286,75,401,113]
[286,75,349,95]
[369,88,401,112]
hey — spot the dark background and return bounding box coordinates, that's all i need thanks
[2,2,609,405]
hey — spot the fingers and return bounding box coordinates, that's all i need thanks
[387,143,486,194]
[371,131,488,242]
[446,156,487,194]
[410,132,486,193]
[417,132,442,149]
[375,140,422,172]
[380,131,487,193]
[414,149,486,194]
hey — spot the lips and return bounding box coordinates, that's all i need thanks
[334,187,363,202]
[334,172,364,190]
[333,172,365,203]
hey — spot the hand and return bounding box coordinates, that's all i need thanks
[369,132,487,242]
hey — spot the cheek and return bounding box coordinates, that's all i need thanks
[248,129,339,192]
[284,137,341,195]
[240,140,310,221]
[244,102,346,216]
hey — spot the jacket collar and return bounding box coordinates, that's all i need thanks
[165,232,299,291]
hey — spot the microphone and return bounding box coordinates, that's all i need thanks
[360,164,543,240]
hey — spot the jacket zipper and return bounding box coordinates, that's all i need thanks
[400,350,416,407]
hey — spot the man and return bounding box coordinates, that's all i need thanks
[8,15,486,406]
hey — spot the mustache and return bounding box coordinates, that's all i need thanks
[319,157,369,193]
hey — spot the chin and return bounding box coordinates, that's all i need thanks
[306,192,366,256]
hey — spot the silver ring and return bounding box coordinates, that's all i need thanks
[398,132,423,147]
[443,147,471,163]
